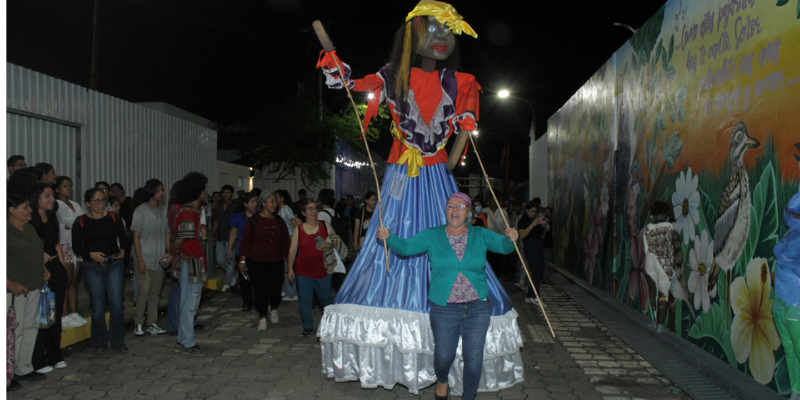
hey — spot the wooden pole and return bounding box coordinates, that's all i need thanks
[312,21,391,273]
[466,132,555,337]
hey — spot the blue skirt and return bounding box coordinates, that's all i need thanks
[319,163,524,395]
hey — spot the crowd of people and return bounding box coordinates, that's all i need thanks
[7,154,552,396]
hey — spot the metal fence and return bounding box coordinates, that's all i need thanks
[6,63,218,200]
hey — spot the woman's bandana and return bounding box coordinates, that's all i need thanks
[449,192,472,206]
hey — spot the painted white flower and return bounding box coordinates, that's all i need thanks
[600,184,610,217]
[687,229,717,313]
[671,167,700,244]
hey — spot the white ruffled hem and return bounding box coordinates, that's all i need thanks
[318,304,525,395]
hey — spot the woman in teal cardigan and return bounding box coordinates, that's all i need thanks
[377,192,518,400]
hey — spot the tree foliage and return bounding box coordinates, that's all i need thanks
[242,94,389,188]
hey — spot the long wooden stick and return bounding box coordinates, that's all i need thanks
[467,133,555,337]
[312,21,390,273]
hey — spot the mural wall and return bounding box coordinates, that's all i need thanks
[547,0,800,395]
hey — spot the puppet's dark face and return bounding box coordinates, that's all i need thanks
[417,16,455,60]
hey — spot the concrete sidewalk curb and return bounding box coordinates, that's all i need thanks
[553,267,784,400]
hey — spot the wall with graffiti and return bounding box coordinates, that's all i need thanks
[547,0,800,394]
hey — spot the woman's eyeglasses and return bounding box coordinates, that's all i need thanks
[446,204,468,210]
[90,198,108,204]
[305,207,319,212]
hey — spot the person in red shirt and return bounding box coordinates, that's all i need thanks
[287,198,336,337]
[238,192,290,332]
[166,172,208,356]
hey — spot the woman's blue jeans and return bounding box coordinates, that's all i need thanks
[296,275,332,330]
[429,300,490,400]
[83,259,126,349]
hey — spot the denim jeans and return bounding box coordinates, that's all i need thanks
[177,261,204,348]
[167,277,181,334]
[216,241,237,286]
[296,275,332,330]
[429,300,491,400]
[83,259,126,349]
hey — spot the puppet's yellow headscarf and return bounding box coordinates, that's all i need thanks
[405,0,477,38]
[397,1,477,97]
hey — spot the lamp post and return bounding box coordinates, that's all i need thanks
[498,89,536,201]
[472,130,510,202]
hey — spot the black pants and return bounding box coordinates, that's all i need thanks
[33,260,67,369]
[246,258,284,318]
[487,252,508,278]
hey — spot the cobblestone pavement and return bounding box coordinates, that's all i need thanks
[9,276,694,400]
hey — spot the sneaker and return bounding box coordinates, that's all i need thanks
[54,361,67,369]
[134,324,145,336]
[525,297,535,304]
[532,298,544,307]
[221,285,230,292]
[69,313,88,325]
[61,315,83,328]
[173,342,183,351]
[258,319,267,332]
[269,308,279,324]
[282,295,298,301]
[179,345,206,356]
[301,329,313,338]
[35,366,54,374]
[147,324,167,335]
[115,345,129,354]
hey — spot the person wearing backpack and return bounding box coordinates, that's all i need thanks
[318,189,350,248]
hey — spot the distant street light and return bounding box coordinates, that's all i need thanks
[367,93,375,100]
[498,90,510,98]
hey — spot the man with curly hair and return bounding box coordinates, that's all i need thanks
[167,172,209,356]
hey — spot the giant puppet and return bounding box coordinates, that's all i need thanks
[314,0,524,395]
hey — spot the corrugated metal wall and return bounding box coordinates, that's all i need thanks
[6,63,218,201]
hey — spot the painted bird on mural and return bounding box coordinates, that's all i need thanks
[707,122,761,292]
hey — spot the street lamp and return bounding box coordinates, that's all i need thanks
[497,89,536,202]
[497,89,535,139]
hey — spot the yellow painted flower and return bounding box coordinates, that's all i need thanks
[730,258,781,384]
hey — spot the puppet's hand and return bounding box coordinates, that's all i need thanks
[317,51,354,90]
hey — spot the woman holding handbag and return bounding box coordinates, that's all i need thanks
[287,199,336,338]
[30,184,69,373]
[6,193,49,385]
[238,192,290,332]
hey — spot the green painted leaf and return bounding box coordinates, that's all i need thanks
[668,34,675,62]
[776,0,789,6]
[677,102,686,121]
[773,355,792,396]
[676,84,688,102]
[639,50,648,68]
[655,38,664,65]
[668,98,676,123]
[721,331,737,368]
[666,65,676,82]
[661,46,669,74]
[699,188,717,237]
[688,303,735,365]
[739,161,781,270]
[751,162,780,259]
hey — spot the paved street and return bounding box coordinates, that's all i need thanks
[9,270,731,400]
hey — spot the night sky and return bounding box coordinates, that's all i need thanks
[7,0,666,182]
